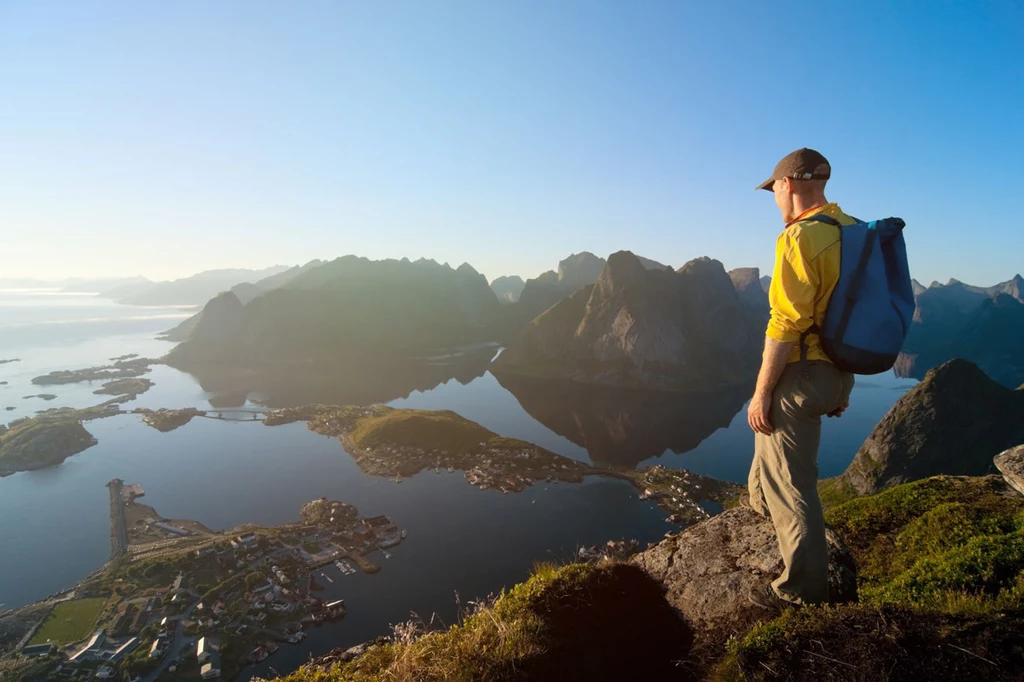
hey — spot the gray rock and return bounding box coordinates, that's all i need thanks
[631,507,857,633]
[994,444,1024,496]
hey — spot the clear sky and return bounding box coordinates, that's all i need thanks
[2,1,1022,285]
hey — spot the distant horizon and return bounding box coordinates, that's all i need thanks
[1,251,1021,292]
[2,2,1021,287]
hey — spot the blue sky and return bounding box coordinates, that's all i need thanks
[1,1,1021,285]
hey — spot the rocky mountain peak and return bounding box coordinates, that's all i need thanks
[557,252,606,289]
[595,251,649,297]
[832,359,1024,495]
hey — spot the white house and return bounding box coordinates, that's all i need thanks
[200,652,222,679]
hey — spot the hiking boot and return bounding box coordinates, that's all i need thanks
[746,583,792,617]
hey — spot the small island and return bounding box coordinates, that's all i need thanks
[22,393,58,401]
[0,403,121,476]
[133,407,207,432]
[0,483,406,682]
[32,357,155,386]
[94,377,154,398]
[0,358,20,365]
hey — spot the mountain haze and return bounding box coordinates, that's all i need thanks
[114,266,290,306]
[165,256,501,369]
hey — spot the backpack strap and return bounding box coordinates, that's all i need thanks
[796,213,843,366]
[802,213,842,228]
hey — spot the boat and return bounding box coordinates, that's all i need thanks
[400,530,407,539]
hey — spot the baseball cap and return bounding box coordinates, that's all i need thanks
[756,148,831,191]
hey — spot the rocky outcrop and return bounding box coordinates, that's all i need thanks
[994,445,1024,496]
[833,359,1024,496]
[490,275,525,303]
[632,507,857,632]
[493,252,762,390]
[897,275,1024,387]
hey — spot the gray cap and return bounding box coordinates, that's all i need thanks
[757,148,831,191]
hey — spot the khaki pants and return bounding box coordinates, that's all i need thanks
[748,360,854,605]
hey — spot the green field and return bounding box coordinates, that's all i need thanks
[350,408,496,451]
[29,598,108,645]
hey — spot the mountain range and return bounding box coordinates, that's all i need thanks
[896,274,1024,387]
[164,256,501,370]
[492,252,763,390]
[157,249,1023,396]
[502,251,670,330]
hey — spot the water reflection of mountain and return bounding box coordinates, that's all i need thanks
[172,345,497,408]
[493,372,751,468]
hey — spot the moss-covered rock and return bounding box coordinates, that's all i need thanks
[824,475,1024,609]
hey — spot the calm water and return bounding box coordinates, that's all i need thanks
[0,291,915,679]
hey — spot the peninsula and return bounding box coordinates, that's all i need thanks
[264,404,741,524]
[0,403,120,476]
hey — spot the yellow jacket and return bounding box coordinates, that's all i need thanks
[766,203,856,364]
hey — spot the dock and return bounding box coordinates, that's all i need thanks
[107,479,128,560]
[347,552,380,574]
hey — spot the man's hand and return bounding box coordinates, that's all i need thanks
[747,390,773,435]
[827,398,850,418]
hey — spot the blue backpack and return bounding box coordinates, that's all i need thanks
[799,215,915,374]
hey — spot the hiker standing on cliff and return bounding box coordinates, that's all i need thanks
[746,148,856,609]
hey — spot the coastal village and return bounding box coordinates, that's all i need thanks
[0,485,405,682]
[2,395,740,682]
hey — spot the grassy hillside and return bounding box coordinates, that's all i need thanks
[0,415,97,474]
[349,409,497,452]
[716,475,1024,681]
[269,475,1024,682]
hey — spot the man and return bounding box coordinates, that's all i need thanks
[746,148,856,609]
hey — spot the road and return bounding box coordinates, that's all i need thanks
[141,600,199,682]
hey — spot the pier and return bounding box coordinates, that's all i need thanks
[106,479,128,560]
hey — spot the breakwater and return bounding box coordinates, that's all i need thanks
[106,479,127,560]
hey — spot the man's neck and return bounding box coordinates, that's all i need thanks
[789,196,829,223]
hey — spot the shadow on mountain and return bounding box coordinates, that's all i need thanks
[175,345,497,409]
[493,372,750,468]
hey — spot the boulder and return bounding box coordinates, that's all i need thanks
[631,507,857,633]
[994,444,1024,496]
